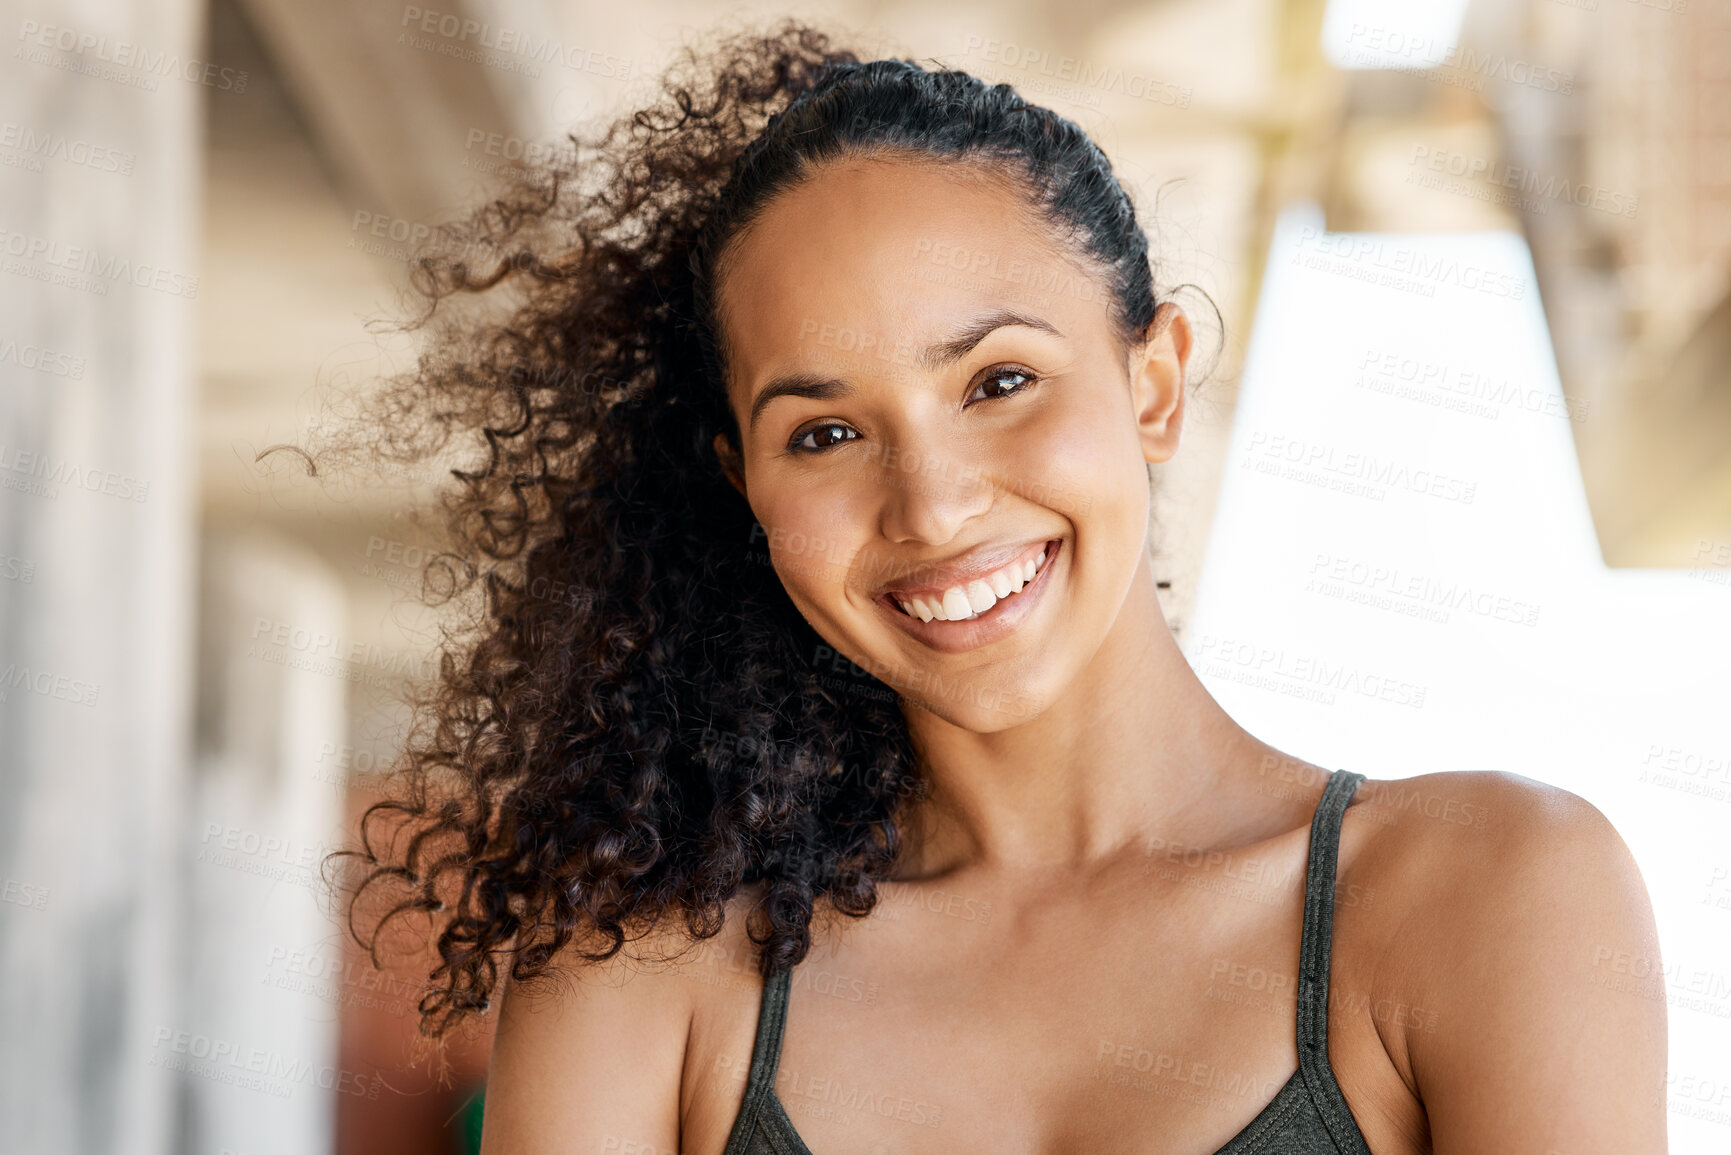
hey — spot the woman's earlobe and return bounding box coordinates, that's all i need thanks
[1132,306,1190,464]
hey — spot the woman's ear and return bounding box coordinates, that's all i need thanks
[1129,302,1192,464]
[713,432,747,498]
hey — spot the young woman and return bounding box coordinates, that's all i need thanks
[341,22,1666,1155]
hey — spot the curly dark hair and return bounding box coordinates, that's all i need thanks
[325,19,1172,1040]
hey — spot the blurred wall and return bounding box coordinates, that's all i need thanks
[187,528,348,1153]
[0,1,203,1152]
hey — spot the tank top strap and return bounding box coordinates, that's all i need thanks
[1292,768,1370,1153]
[721,967,793,1155]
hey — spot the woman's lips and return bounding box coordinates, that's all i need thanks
[874,538,1063,653]
[887,541,1051,622]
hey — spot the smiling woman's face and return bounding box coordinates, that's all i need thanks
[713,154,1189,733]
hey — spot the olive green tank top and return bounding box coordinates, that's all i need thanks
[721,768,1373,1155]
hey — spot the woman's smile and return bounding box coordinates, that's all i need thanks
[872,536,1063,654]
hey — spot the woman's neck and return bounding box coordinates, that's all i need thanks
[895,550,1276,881]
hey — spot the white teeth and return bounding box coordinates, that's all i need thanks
[891,543,1055,622]
[894,595,936,622]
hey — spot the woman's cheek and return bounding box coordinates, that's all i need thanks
[1004,395,1138,527]
[759,481,870,602]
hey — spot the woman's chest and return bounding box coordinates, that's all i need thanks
[678,852,1421,1155]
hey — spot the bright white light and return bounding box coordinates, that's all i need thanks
[1187,204,1731,1152]
[1321,0,1471,70]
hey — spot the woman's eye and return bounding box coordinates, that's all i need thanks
[968,367,1036,404]
[791,423,860,453]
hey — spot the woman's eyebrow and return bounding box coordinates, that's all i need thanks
[923,308,1064,369]
[748,372,849,431]
[746,309,1064,431]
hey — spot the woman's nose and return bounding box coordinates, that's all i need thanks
[871,439,997,546]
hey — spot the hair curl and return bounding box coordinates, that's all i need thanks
[326,19,1181,1040]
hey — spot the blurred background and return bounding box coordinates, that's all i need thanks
[1,0,1727,1152]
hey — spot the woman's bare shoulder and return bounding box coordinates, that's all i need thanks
[1347,768,1639,880]
[1345,769,1654,945]
[1343,770,1667,1153]
[480,889,769,1154]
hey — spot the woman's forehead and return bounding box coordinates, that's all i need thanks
[725,155,1048,283]
[715,156,1099,378]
